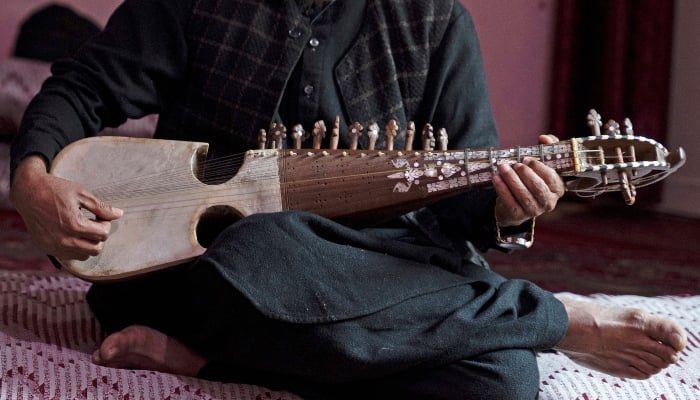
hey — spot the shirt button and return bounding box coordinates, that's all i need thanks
[309,38,320,48]
[288,28,303,39]
[303,85,315,95]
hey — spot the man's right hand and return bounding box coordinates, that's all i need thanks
[10,155,123,261]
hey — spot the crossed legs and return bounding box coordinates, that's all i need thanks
[91,297,686,382]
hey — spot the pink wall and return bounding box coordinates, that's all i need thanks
[1,0,555,148]
[460,0,556,147]
[660,0,700,217]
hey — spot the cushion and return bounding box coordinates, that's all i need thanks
[0,58,49,140]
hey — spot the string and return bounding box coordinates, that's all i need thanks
[83,140,645,219]
[83,150,443,220]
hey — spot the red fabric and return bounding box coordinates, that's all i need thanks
[549,0,674,143]
[548,0,675,204]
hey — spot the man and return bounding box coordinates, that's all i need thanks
[9,0,685,399]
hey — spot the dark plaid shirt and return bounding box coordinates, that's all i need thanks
[12,0,503,250]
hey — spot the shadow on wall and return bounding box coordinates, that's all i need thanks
[13,3,101,62]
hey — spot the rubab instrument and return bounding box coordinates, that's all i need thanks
[50,110,686,281]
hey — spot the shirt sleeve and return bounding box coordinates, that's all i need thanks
[10,0,193,178]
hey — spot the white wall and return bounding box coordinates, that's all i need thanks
[659,0,700,217]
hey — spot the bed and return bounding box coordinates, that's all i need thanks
[2,56,699,399]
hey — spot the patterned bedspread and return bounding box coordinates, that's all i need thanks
[1,270,698,400]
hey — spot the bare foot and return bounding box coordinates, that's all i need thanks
[555,296,687,379]
[92,325,207,377]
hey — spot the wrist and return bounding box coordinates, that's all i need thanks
[13,154,49,177]
[495,211,536,250]
[10,155,49,198]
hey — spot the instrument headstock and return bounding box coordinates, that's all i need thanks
[565,110,686,204]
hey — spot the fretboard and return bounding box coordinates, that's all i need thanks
[278,140,578,225]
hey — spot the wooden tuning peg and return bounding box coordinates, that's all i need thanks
[257,129,267,150]
[270,122,286,149]
[312,120,326,149]
[618,170,637,205]
[624,118,634,136]
[422,123,435,151]
[587,109,602,136]
[604,120,621,136]
[367,122,379,150]
[330,116,340,150]
[404,121,415,151]
[437,127,448,151]
[384,119,398,151]
[291,124,304,149]
[348,121,363,150]
[615,146,636,205]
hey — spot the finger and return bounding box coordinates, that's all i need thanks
[79,219,113,242]
[511,163,553,214]
[493,173,525,224]
[495,163,536,221]
[499,159,553,216]
[55,236,106,260]
[78,192,124,221]
[523,158,566,198]
[538,134,560,144]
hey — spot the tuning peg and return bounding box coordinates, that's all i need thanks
[627,144,638,176]
[604,120,621,135]
[257,129,267,150]
[367,122,379,150]
[587,109,602,136]
[384,119,398,151]
[618,170,637,205]
[270,122,286,149]
[348,121,363,150]
[312,120,326,149]
[614,146,636,204]
[422,123,435,151]
[624,118,634,136]
[437,128,448,151]
[404,121,415,151]
[330,116,340,150]
[291,124,304,149]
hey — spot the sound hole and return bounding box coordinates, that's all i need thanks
[195,205,242,248]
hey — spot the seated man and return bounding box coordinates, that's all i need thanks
[10,1,685,399]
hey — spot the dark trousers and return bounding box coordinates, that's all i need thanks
[87,211,566,399]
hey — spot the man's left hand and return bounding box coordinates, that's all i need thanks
[493,134,566,227]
